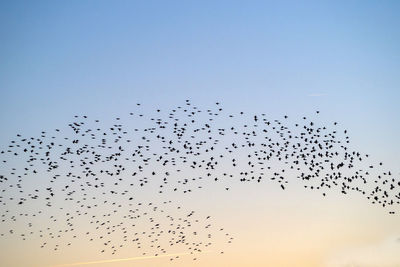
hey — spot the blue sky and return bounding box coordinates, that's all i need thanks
[1,0,400,160]
[2,1,400,166]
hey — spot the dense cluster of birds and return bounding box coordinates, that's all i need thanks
[0,100,398,262]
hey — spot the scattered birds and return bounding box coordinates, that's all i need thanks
[0,100,398,261]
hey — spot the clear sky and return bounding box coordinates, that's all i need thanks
[1,1,400,266]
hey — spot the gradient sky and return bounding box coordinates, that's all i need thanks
[1,1,400,266]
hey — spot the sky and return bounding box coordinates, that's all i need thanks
[1,1,400,266]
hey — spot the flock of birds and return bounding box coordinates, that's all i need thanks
[0,100,399,263]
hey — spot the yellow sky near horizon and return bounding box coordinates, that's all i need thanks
[1,175,399,267]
